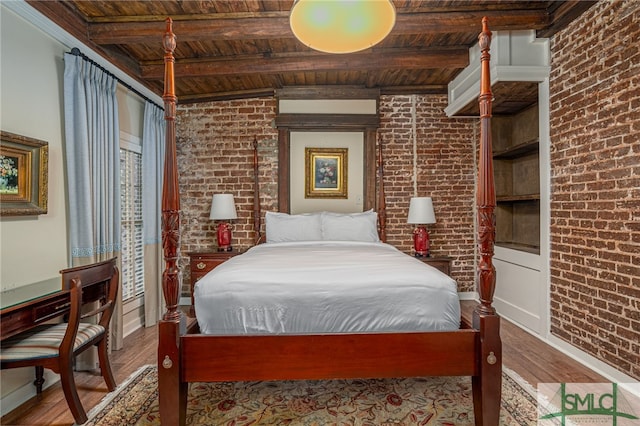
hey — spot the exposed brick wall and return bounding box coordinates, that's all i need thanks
[379,95,477,291]
[549,0,640,379]
[176,94,478,295]
[175,98,280,287]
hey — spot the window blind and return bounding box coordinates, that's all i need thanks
[120,147,144,301]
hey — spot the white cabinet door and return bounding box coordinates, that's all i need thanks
[493,246,545,335]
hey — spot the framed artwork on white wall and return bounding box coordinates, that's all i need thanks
[0,131,48,216]
[305,147,348,199]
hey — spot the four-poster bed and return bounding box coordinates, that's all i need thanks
[157,17,501,426]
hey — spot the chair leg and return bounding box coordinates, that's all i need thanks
[59,357,87,424]
[34,366,45,393]
[97,339,116,391]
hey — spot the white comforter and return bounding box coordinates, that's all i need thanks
[194,241,461,335]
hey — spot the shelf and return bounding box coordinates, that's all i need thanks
[493,138,539,159]
[497,194,540,202]
[492,101,540,253]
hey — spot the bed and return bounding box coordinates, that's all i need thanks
[194,239,461,335]
[157,17,501,426]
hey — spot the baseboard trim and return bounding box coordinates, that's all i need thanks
[500,314,639,396]
[545,335,640,396]
[458,291,478,301]
[1,370,59,414]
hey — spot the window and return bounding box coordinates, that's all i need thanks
[120,134,144,302]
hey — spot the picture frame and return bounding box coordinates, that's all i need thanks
[305,147,348,199]
[1,131,48,216]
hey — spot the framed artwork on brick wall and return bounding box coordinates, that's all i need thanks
[0,131,48,216]
[305,147,348,199]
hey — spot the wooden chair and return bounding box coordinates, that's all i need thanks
[0,258,119,424]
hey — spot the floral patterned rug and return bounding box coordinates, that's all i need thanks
[82,365,537,425]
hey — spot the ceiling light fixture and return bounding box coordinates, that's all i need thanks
[290,0,396,54]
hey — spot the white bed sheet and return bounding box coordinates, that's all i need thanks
[194,241,461,335]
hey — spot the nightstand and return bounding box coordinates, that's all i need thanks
[188,250,241,307]
[414,256,452,276]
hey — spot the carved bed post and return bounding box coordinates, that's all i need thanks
[472,17,502,426]
[476,17,497,317]
[377,135,387,243]
[161,18,180,322]
[253,136,262,245]
[158,17,188,426]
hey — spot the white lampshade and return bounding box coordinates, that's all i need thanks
[407,197,436,225]
[209,194,237,220]
[290,0,396,54]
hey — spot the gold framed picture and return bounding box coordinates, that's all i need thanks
[305,147,348,199]
[1,131,48,216]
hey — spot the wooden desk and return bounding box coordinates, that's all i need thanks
[0,279,68,342]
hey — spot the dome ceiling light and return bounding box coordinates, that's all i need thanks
[290,0,397,54]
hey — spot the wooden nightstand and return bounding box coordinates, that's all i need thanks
[188,250,241,306]
[414,256,452,276]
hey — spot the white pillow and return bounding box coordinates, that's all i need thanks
[265,211,322,243]
[321,210,380,242]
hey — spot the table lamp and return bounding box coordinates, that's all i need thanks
[209,194,237,251]
[407,197,436,257]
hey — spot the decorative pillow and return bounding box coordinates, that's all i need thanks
[321,210,380,242]
[265,211,322,243]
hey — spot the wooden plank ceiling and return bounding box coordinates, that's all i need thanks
[28,0,596,112]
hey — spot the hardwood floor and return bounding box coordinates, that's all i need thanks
[1,325,158,426]
[460,301,605,386]
[2,302,605,425]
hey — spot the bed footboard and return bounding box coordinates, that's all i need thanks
[181,331,478,382]
[158,323,500,426]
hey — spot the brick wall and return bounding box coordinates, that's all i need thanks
[176,94,478,295]
[379,95,477,291]
[175,98,280,284]
[549,0,640,379]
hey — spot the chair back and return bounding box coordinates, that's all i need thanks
[60,258,119,350]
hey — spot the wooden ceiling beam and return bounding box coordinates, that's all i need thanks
[379,85,449,96]
[179,88,277,104]
[393,9,551,33]
[88,17,289,44]
[177,83,451,104]
[140,49,469,79]
[87,9,551,45]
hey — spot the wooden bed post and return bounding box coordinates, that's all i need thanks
[377,135,387,243]
[158,17,188,426]
[472,17,502,426]
[253,136,262,244]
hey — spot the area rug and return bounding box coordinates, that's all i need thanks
[81,365,537,425]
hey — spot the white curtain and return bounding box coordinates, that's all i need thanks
[63,53,123,359]
[142,102,166,326]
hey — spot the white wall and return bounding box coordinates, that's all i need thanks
[0,6,68,288]
[0,4,149,414]
[290,131,364,214]
[0,5,70,412]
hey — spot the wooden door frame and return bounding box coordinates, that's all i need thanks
[275,116,379,213]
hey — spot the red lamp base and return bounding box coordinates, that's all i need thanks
[216,222,233,251]
[413,226,430,257]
